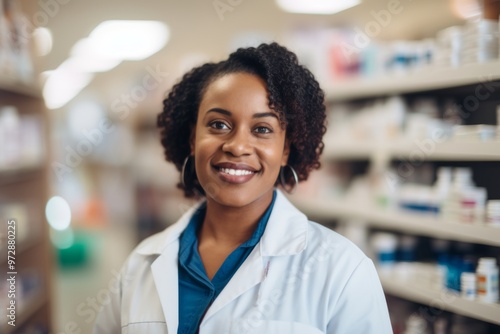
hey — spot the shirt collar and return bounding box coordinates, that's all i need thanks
[240,189,276,248]
[179,190,277,253]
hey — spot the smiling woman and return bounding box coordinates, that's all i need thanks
[93,43,393,334]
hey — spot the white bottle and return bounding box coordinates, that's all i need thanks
[442,168,474,222]
[460,272,477,300]
[476,257,499,303]
[486,200,500,226]
[434,167,451,213]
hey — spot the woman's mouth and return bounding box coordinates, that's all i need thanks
[218,167,254,176]
[212,164,259,184]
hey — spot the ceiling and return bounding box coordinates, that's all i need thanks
[39,0,463,117]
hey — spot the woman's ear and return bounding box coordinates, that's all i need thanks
[282,138,290,166]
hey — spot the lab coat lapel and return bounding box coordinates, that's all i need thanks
[151,241,179,334]
[146,203,202,334]
[202,245,265,322]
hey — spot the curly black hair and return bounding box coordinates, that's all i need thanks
[157,42,327,198]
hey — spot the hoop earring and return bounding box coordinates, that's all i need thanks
[279,165,298,194]
[181,156,193,188]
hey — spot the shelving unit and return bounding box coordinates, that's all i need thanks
[304,56,500,327]
[0,84,52,331]
[323,60,500,101]
[291,197,500,247]
[378,267,500,326]
[0,1,52,332]
[323,140,500,161]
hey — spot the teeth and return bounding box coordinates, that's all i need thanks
[220,168,254,176]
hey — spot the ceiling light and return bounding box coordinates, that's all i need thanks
[75,20,170,61]
[64,51,121,73]
[276,0,362,14]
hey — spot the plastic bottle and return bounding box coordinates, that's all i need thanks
[460,272,476,300]
[371,233,398,269]
[443,168,490,225]
[399,235,418,262]
[486,200,500,226]
[441,168,474,222]
[476,257,499,303]
[432,239,451,289]
[404,314,429,334]
[446,256,463,291]
[434,167,451,212]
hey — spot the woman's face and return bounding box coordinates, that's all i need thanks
[191,72,289,208]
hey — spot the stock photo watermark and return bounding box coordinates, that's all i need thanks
[51,65,169,182]
[4,219,17,327]
[213,0,245,21]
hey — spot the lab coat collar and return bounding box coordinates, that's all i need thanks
[135,189,308,257]
[259,189,308,256]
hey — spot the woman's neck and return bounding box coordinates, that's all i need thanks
[198,190,274,248]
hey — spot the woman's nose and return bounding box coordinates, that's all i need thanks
[222,129,253,156]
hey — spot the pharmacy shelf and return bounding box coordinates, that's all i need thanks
[0,77,41,98]
[0,237,43,265]
[322,140,500,161]
[291,197,500,247]
[378,269,500,325]
[0,165,45,186]
[323,60,500,101]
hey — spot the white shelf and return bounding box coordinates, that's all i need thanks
[323,60,500,101]
[322,140,500,161]
[378,267,500,325]
[291,197,500,247]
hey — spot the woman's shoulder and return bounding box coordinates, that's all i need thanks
[304,219,369,266]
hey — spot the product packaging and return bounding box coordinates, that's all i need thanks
[476,257,499,303]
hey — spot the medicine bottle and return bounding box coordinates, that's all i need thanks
[476,257,499,303]
[486,200,500,226]
[460,272,476,300]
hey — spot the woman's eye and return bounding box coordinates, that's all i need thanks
[209,121,229,130]
[255,126,272,134]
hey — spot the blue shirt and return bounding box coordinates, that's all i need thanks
[177,190,277,334]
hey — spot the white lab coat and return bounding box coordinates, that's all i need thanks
[93,189,392,333]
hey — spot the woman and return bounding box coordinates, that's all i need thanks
[94,43,392,333]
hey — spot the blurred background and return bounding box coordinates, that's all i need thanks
[1,0,500,333]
